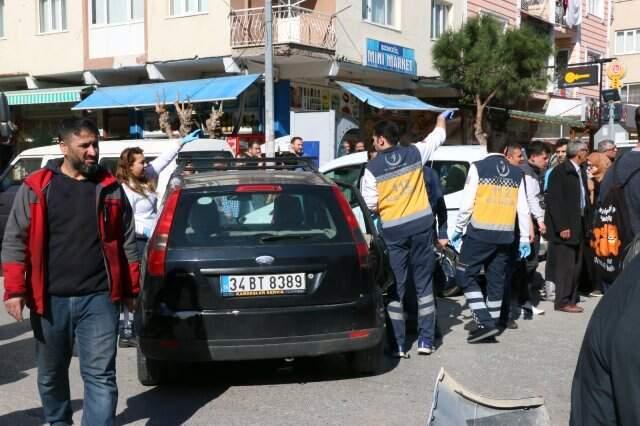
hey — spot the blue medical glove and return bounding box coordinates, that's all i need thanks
[450,231,463,252]
[519,242,531,259]
[181,129,202,145]
[142,226,153,239]
[440,109,456,120]
[371,213,382,234]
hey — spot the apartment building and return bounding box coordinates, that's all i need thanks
[0,0,463,150]
[453,0,613,140]
[611,0,640,107]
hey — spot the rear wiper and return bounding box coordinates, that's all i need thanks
[260,234,317,243]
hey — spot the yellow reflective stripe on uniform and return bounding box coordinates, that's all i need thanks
[470,183,519,231]
[376,167,431,225]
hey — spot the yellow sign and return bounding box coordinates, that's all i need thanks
[607,61,626,79]
[607,61,626,89]
[564,72,591,84]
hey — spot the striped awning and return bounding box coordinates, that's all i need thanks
[4,86,91,106]
[508,109,584,128]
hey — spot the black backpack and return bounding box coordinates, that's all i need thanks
[591,159,640,282]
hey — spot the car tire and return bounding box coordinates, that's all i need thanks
[347,337,384,376]
[137,346,168,386]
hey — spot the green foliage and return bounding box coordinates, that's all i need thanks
[432,15,553,105]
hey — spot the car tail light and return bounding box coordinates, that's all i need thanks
[147,189,181,277]
[331,186,369,269]
[235,184,282,193]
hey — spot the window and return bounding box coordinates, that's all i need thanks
[431,1,450,39]
[587,0,603,17]
[430,161,470,195]
[479,11,508,32]
[0,158,44,191]
[621,84,640,104]
[92,0,144,25]
[554,49,570,85]
[362,0,396,27]
[170,0,208,16]
[39,0,67,33]
[169,188,348,248]
[0,0,4,37]
[586,50,601,63]
[615,29,640,54]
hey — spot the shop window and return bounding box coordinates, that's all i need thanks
[587,0,603,18]
[170,0,208,16]
[362,0,396,28]
[615,29,640,55]
[0,0,4,37]
[92,0,143,25]
[431,1,450,39]
[39,0,67,33]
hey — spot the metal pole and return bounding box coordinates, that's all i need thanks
[264,0,276,157]
[608,101,615,140]
[598,60,604,127]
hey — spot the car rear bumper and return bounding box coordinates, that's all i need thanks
[139,327,384,362]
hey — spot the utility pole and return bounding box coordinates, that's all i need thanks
[264,0,275,157]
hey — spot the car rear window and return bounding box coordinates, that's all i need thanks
[169,185,351,248]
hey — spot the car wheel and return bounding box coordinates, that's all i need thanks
[347,337,384,376]
[137,346,168,386]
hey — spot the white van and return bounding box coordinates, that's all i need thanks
[0,138,234,247]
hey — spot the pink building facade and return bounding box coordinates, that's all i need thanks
[465,0,612,124]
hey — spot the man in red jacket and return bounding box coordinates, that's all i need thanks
[2,118,140,426]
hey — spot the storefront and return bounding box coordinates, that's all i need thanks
[4,86,93,152]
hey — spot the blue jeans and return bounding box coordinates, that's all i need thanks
[31,292,119,426]
[386,228,436,348]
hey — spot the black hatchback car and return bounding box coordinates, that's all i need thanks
[136,159,393,385]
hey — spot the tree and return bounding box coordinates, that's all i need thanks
[432,16,553,144]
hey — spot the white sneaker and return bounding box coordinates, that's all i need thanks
[522,301,545,315]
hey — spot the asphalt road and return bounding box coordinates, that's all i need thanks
[0,275,595,425]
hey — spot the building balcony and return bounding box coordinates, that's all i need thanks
[230,5,336,51]
[521,0,576,31]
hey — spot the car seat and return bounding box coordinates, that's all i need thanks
[273,195,304,229]
[187,199,221,244]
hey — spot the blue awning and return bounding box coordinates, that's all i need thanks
[337,81,448,111]
[72,74,261,110]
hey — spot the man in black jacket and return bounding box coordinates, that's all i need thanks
[544,140,589,313]
[570,254,640,424]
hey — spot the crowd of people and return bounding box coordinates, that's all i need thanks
[2,108,640,424]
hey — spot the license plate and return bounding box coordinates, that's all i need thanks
[220,273,306,297]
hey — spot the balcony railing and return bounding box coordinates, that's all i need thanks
[230,5,336,50]
[521,0,573,27]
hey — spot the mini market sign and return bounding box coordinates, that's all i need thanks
[364,39,417,76]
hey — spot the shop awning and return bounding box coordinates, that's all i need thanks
[336,81,448,111]
[508,109,584,127]
[72,74,261,110]
[4,86,90,105]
